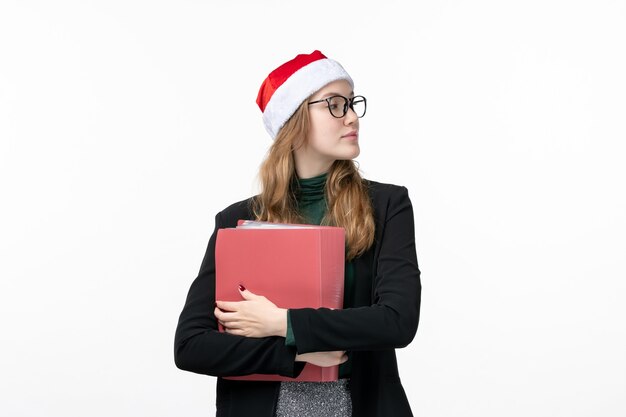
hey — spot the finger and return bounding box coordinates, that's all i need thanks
[214,309,238,323]
[238,285,258,300]
[214,307,228,320]
[224,327,248,337]
[222,321,242,330]
[216,300,244,312]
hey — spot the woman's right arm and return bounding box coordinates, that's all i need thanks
[174,211,305,378]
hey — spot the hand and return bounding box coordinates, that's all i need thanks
[215,286,287,338]
[295,351,348,367]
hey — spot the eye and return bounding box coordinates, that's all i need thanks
[328,96,344,110]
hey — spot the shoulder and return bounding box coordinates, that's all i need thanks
[363,179,411,203]
[363,179,414,224]
[215,197,256,228]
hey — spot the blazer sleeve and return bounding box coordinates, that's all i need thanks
[289,186,421,353]
[174,210,305,377]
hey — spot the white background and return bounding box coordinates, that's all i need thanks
[1,1,625,416]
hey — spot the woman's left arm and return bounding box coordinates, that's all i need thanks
[289,185,421,353]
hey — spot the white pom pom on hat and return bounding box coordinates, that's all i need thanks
[256,50,353,139]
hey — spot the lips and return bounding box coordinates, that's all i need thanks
[341,131,358,138]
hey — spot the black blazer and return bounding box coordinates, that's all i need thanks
[174,180,422,417]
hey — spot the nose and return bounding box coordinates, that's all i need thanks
[344,106,358,125]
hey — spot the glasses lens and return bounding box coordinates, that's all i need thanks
[327,96,348,118]
[351,96,366,118]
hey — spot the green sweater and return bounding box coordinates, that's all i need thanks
[285,172,354,378]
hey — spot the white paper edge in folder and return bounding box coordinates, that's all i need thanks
[236,220,317,229]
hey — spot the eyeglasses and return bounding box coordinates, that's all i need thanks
[307,95,367,118]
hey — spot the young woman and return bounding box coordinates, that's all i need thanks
[174,50,421,417]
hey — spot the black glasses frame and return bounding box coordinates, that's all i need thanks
[307,95,367,118]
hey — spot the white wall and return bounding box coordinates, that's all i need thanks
[1,1,624,416]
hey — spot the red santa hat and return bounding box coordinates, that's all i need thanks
[256,50,354,139]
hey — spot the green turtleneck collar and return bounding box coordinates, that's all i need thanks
[297,172,327,203]
[295,172,327,225]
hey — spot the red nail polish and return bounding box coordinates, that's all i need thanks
[238,284,246,292]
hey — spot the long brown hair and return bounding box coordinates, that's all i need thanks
[252,102,375,260]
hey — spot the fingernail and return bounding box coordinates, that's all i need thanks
[238,284,246,292]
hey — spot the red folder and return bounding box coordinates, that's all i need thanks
[215,221,345,382]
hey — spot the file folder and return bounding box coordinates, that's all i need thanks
[215,220,345,381]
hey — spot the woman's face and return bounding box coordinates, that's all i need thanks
[294,79,360,178]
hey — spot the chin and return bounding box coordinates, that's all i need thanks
[337,144,360,160]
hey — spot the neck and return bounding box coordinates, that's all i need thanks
[294,150,333,179]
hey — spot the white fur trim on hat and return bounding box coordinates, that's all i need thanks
[262,58,354,138]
